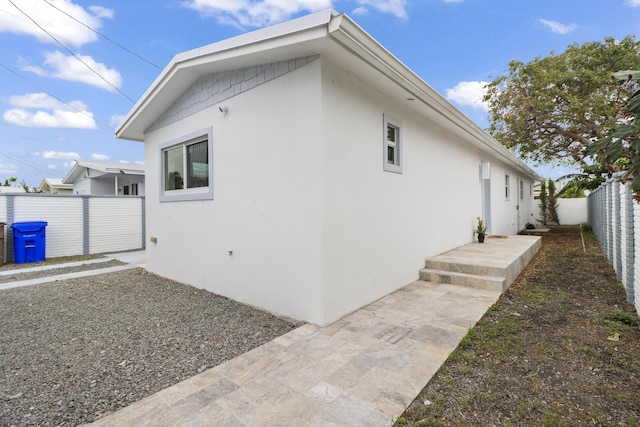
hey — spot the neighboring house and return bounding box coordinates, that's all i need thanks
[116,10,540,326]
[62,160,145,196]
[38,178,73,194]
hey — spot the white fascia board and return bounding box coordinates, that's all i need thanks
[115,9,338,142]
[327,14,540,181]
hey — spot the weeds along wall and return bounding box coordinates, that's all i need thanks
[587,179,638,314]
[0,194,145,262]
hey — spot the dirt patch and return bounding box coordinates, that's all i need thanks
[395,226,640,426]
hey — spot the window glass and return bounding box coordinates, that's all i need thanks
[159,128,213,202]
[383,115,402,173]
[164,146,184,190]
[519,180,524,200]
[187,140,208,188]
[505,174,510,199]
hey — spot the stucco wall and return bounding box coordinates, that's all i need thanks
[318,59,536,322]
[144,60,326,324]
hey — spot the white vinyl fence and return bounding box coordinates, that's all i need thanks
[0,194,145,263]
[587,179,639,315]
[537,198,588,225]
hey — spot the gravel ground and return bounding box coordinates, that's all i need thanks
[0,260,125,284]
[0,268,302,426]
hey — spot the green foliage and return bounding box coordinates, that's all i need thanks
[586,84,640,200]
[2,177,17,186]
[485,36,640,181]
[538,180,548,225]
[474,217,487,236]
[547,179,560,225]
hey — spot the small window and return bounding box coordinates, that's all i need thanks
[123,185,130,195]
[131,183,138,196]
[383,114,402,173]
[505,174,510,200]
[160,128,213,202]
[529,183,533,197]
[519,179,524,201]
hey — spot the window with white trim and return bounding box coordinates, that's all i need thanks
[160,128,213,202]
[383,114,402,173]
[519,179,524,201]
[505,174,510,200]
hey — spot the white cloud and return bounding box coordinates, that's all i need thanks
[0,0,113,47]
[184,0,333,27]
[91,153,110,161]
[0,162,19,175]
[110,114,126,128]
[35,150,80,159]
[4,93,97,129]
[538,19,577,35]
[89,5,114,19]
[446,81,489,111]
[626,0,640,7]
[354,0,407,19]
[23,51,122,92]
[184,0,408,26]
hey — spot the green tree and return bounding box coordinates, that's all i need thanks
[586,81,640,200]
[547,179,560,225]
[485,36,640,175]
[538,180,548,225]
[2,177,17,186]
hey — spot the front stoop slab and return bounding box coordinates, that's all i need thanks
[421,235,541,292]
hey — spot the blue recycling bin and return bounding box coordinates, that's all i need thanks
[11,221,48,264]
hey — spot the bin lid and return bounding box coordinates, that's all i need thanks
[11,221,48,232]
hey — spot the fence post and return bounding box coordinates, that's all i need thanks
[623,183,635,304]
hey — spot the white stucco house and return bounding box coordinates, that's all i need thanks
[62,160,145,196]
[116,10,539,326]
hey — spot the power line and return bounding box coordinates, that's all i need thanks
[41,0,162,71]
[6,0,135,103]
[0,63,115,131]
[0,149,65,178]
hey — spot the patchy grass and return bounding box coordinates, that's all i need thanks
[394,226,640,426]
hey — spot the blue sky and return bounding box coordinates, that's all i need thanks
[1,0,639,187]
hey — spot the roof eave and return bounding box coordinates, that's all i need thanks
[115,9,339,142]
[327,14,540,181]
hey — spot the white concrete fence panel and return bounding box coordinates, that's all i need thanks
[536,198,588,225]
[588,180,639,315]
[0,194,145,263]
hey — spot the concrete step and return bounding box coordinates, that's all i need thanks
[423,260,504,278]
[421,235,542,292]
[419,268,507,292]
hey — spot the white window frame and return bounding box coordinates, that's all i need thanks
[383,114,402,173]
[131,183,139,196]
[505,174,510,200]
[159,127,213,202]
